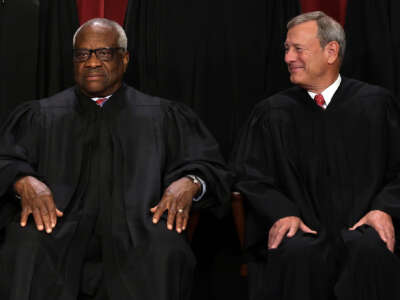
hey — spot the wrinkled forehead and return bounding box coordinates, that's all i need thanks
[75,24,118,49]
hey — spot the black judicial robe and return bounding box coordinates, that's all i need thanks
[233,77,400,256]
[0,84,231,300]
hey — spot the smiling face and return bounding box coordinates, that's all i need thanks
[74,24,129,97]
[284,21,332,92]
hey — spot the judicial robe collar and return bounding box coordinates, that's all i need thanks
[74,83,128,117]
[297,77,354,112]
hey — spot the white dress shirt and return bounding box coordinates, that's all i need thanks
[307,74,342,109]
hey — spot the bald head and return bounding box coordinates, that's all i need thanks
[73,18,127,50]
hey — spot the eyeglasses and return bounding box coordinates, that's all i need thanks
[73,47,124,62]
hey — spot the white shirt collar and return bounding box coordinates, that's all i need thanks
[307,74,341,108]
[90,95,112,102]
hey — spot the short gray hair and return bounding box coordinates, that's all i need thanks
[287,11,346,61]
[73,18,128,50]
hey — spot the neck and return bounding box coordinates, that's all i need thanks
[304,73,339,94]
[79,82,122,98]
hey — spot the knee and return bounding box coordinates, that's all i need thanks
[347,227,390,259]
[4,221,43,248]
[151,230,195,263]
[275,232,323,263]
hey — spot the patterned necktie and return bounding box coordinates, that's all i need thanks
[95,98,107,107]
[314,94,325,108]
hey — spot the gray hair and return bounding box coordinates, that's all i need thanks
[73,18,128,50]
[287,11,346,61]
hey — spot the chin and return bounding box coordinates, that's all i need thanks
[289,75,300,85]
[289,74,305,86]
[80,84,106,96]
[80,88,106,98]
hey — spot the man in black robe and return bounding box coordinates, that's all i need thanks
[0,18,231,300]
[233,11,400,300]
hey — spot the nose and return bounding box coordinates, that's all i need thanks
[284,47,296,64]
[84,52,102,68]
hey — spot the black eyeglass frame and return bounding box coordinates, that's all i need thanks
[72,47,125,62]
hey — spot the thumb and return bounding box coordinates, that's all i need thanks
[349,219,364,231]
[150,205,159,212]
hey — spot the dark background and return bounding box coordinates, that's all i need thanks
[1,0,399,299]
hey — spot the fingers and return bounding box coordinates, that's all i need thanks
[20,207,31,227]
[286,223,298,238]
[166,198,189,233]
[151,202,167,224]
[349,219,365,231]
[175,207,189,233]
[299,222,317,234]
[39,204,52,233]
[151,184,193,233]
[151,191,171,224]
[166,198,178,231]
[387,234,395,253]
[375,224,395,253]
[182,212,189,231]
[268,220,296,249]
[386,225,395,253]
[32,208,44,231]
[349,211,395,252]
[268,226,289,249]
[35,194,58,233]
[268,217,316,249]
[20,195,62,233]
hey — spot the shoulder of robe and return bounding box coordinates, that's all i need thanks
[341,77,394,101]
[128,86,199,115]
[39,87,77,110]
[246,86,302,126]
[124,85,163,107]
[255,86,303,111]
[122,85,202,127]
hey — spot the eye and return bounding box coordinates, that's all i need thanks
[73,50,89,61]
[96,48,113,60]
[295,46,303,53]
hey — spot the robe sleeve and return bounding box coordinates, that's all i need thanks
[232,102,300,226]
[161,101,232,214]
[0,101,43,199]
[371,94,400,218]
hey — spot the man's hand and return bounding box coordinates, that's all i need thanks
[150,177,200,234]
[349,210,395,252]
[14,176,63,234]
[268,216,317,249]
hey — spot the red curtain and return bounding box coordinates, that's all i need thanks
[76,0,128,26]
[300,0,347,25]
[76,0,347,27]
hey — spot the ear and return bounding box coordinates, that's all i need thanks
[325,41,340,64]
[122,51,130,72]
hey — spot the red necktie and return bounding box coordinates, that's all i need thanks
[314,94,325,108]
[95,98,107,107]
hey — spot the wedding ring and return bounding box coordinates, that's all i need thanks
[178,208,184,213]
